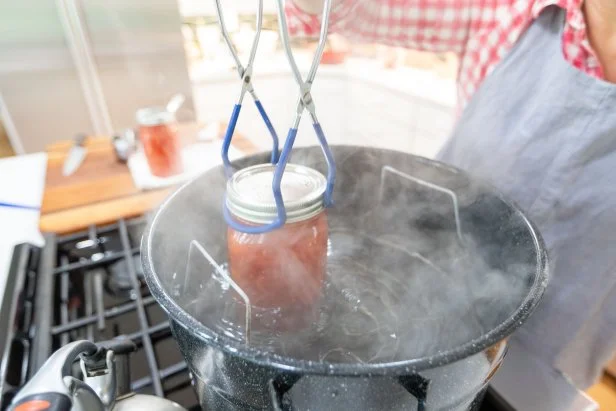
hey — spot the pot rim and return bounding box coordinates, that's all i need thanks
[141,146,549,376]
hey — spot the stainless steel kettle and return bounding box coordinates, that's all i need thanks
[8,339,187,411]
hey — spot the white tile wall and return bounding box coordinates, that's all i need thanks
[191,70,455,159]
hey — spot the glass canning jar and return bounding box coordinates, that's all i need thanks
[136,107,183,178]
[226,163,328,331]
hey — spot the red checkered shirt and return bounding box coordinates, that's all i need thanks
[286,0,604,108]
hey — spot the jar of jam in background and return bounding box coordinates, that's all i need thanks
[136,107,184,177]
[226,164,329,331]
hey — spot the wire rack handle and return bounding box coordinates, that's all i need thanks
[379,166,464,243]
[185,240,251,344]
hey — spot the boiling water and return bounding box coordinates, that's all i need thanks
[180,229,528,364]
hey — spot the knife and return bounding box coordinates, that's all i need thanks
[62,134,88,176]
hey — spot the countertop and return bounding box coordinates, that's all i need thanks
[39,122,256,234]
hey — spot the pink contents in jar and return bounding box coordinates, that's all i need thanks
[225,164,329,331]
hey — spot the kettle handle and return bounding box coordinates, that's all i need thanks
[9,393,72,411]
[8,341,99,411]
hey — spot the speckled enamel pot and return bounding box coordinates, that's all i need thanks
[142,146,548,411]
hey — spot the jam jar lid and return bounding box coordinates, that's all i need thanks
[136,107,175,127]
[226,163,327,225]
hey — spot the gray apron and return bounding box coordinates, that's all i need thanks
[437,6,616,388]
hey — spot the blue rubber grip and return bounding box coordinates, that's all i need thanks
[312,122,336,207]
[254,99,279,164]
[221,104,242,178]
[224,128,298,234]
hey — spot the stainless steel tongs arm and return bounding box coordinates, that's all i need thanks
[274,0,336,201]
[223,0,336,234]
[216,0,279,171]
[276,0,333,125]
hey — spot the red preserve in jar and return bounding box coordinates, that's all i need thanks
[136,107,183,177]
[226,164,328,330]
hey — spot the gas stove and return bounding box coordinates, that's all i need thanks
[0,217,198,410]
[0,217,596,410]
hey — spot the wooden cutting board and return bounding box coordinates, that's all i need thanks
[39,122,256,234]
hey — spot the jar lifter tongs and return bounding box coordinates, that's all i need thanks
[217,0,336,234]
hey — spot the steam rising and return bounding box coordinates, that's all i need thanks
[152,146,539,364]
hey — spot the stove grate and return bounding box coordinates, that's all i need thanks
[40,217,197,408]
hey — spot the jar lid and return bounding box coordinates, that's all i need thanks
[226,163,327,225]
[136,107,175,126]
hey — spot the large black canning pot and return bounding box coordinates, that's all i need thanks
[142,146,549,411]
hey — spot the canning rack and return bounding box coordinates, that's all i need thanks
[218,0,336,234]
[183,162,466,346]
